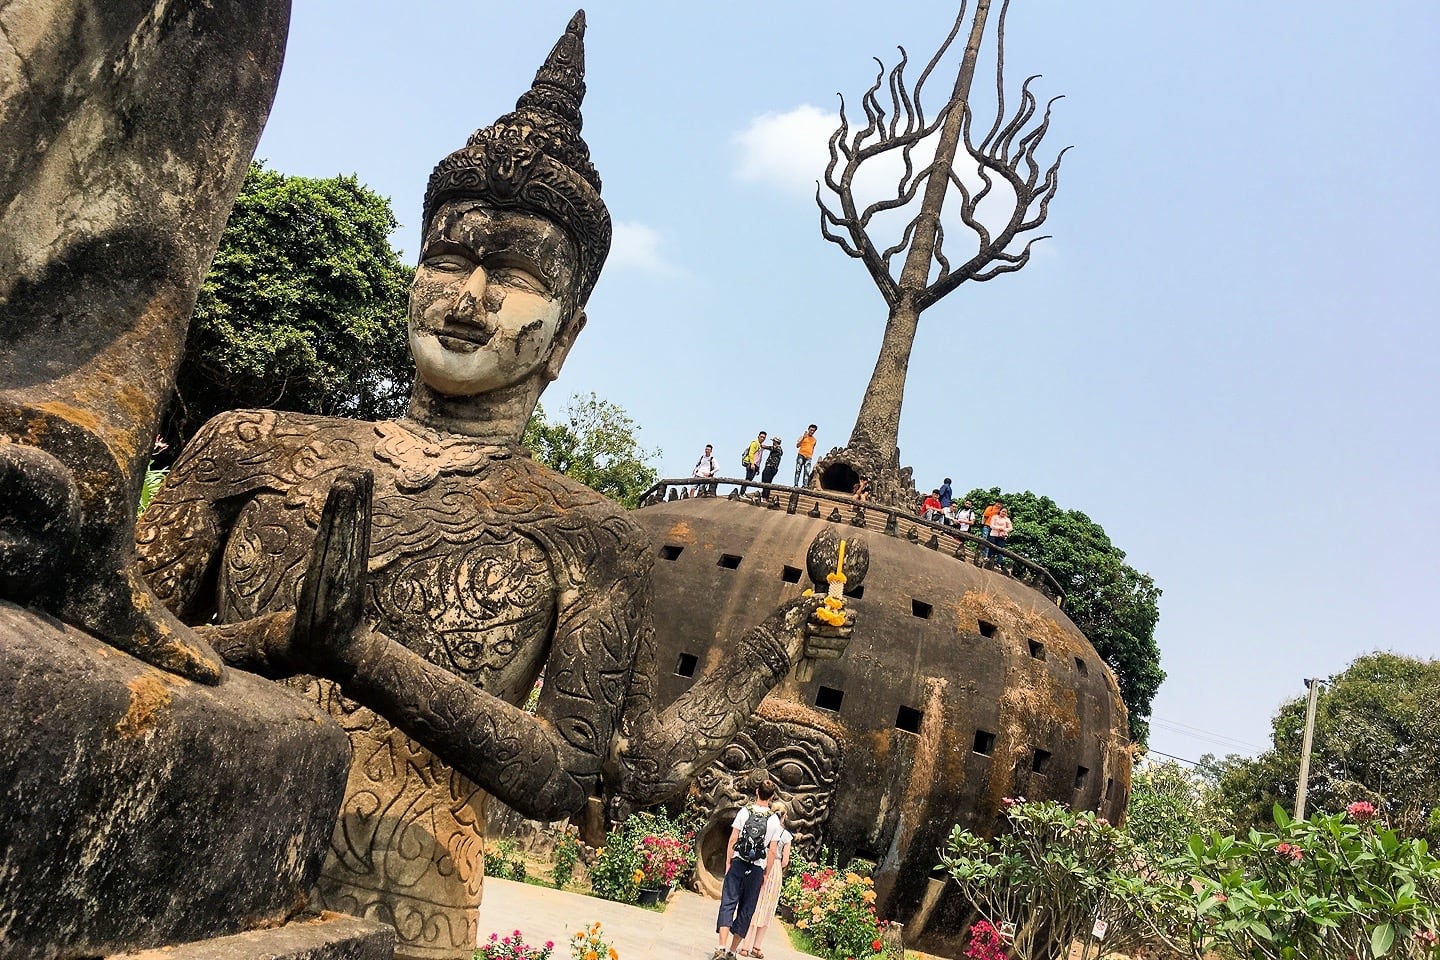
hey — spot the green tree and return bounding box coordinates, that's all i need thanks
[523,393,660,509]
[1214,652,1440,838]
[1126,759,1232,860]
[964,487,1163,743]
[165,161,413,446]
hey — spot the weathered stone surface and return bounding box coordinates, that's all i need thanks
[304,680,487,960]
[634,497,1132,958]
[0,601,351,960]
[116,914,395,960]
[0,0,291,681]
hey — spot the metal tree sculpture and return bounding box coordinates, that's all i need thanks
[813,0,1066,505]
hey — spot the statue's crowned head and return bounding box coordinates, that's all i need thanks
[409,10,610,400]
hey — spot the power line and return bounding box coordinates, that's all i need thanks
[1141,748,1202,768]
[1150,716,1267,753]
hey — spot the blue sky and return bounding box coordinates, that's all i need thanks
[255,1,1440,766]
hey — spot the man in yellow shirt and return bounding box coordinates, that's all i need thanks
[793,424,818,486]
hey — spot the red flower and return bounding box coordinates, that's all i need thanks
[1346,801,1378,822]
[872,939,884,952]
[1274,842,1303,861]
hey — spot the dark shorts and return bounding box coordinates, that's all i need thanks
[716,857,767,938]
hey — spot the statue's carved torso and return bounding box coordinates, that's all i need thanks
[142,408,638,705]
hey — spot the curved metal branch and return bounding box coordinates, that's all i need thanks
[913,0,968,122]
[880,216,920,269]
[972,235,1046,281]
[855,58,888,152]
[981,0,1014,150]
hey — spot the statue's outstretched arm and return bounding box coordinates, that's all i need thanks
[607,529,857,808]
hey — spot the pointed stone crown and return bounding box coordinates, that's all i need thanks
[423,10,610,302]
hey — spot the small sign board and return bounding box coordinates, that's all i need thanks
[1091,919,1109,940]
[998,921,1016,942]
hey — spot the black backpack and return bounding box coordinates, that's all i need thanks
[734,805,773,862]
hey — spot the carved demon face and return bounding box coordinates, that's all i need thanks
[694,718,841,852]
[408,200,581,397]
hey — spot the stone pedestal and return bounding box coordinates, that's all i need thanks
[0,602,352,960]
[115,914,395,960]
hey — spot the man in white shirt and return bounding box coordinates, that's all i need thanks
[692,444,719,497]
[955,500,976,533]
[713,779,782,960]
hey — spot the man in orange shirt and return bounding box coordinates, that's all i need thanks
[981,500,1003,538]
[793,424,818,486]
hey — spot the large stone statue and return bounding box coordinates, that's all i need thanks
[135,13,853,959]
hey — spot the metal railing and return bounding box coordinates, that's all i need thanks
[636,477,1065,606]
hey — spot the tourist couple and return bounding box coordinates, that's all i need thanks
[713,779,793,960]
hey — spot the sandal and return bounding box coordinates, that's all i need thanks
[751,950,765,959]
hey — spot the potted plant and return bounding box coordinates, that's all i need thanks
[637,832,693,904]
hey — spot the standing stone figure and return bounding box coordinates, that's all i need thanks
[136,13,852,959]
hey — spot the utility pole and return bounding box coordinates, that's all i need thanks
[1295,677,1324,820]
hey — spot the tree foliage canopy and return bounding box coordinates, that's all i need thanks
[963,487,1163,743]
[1125,759,1232,860]
[1209,651,1440,839]
[523,393,660,509]
[165,161,413,446]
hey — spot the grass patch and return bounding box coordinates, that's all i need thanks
[785,925,823,957]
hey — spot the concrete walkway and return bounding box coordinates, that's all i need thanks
[480,878,812,960]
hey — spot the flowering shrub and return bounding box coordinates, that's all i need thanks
[637,832,693,888]
[590,809,695,903]
[962,921,1008,960]
[475,929,554,960]
[940,798,1193,960]
[569,921,617,960]
[788,866,887,959]
[1182,802,1440,959]
[484,838,528,883]
[551,825,582,889]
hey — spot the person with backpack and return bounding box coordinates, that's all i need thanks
[692,443,719,498]
[713,779,782,960]
[738,801,793,958]
[738,431,767,496]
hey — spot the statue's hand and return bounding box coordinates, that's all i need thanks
[803,602,854,661]
[292,468,374,676]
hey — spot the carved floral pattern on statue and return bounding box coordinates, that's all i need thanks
[304,679,484,959]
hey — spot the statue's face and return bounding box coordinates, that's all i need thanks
[409,201,580,396]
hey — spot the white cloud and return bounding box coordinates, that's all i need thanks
[608,220,679,275]
[732,104,837,196]
[734,103,1050,268]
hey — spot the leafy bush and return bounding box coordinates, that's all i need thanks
[962,921,1008,960]
[591,809,695,903]
[484,838,528,883]
[637,832,693,888]
[1182,802,1440,959]
[789,865,888,959]
[940,798,1192,960]
[551,825,582,889]
[475,929,554,960]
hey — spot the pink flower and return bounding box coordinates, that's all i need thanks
[1274,842,1304,862]
[1346,801,1378,822]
